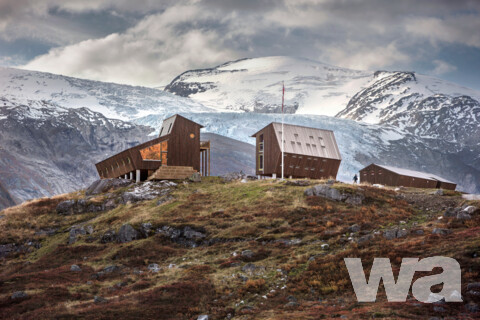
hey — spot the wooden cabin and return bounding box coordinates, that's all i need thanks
[251,122,342,179]
[95,114,211,181]
[359,163,456,190]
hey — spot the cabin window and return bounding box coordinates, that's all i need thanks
[259,154,264,171]
[122,159,126,166]
[127,157,131,164]
[168,123,173,133]
[322,159,327,162]
[320,169,324,172]
[259,134,264,151]
[298,156,303,159]
[310,168,315,171]
[314,158,318,161]
[140,140,168,163]
[190,133,195,139]
[305,167,309,170]
[289,165,294,168]
[295,166,300,169]
[159,127,163,136]
[292,155,297,158]
[111,165,114,171]
[116,162,120,168]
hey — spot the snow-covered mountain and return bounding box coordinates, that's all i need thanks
[0,66,213,120]
[165,56,372,116]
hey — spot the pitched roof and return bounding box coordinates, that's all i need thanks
[375,164,455,184]
[267,122,341,160]
[159,114,204,137]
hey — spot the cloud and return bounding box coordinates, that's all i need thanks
[431,60,457,75]
[8,0,480,88]
[22,5,238,86]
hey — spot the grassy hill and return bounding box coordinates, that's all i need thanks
[0,178,479,319]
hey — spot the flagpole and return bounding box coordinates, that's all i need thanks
[281,81,284,180]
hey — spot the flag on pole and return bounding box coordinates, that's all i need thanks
[281,81,285,180]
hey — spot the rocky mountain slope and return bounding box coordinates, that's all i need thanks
[0,177,479,318]
[0,99,256,210]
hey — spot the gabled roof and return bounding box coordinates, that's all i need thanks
[374,164,455,184]
[159,114,204,137]
[253,122,341,160]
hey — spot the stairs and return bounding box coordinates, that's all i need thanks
[148,166,197,180]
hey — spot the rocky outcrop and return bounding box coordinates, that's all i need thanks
[156,225,207,247]
[304,184,364,205]
[117,224,141,243]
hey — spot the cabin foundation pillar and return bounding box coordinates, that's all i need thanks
[136,170,141,183]
[272,173,277,179]
[124,174,128,179]
[130,172,133,180]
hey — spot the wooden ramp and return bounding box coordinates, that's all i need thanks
[148,166,197,180]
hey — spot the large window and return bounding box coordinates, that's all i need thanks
[259,154,264,171]
[140,140,168,163]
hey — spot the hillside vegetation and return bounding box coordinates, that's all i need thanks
[0,177,479,319]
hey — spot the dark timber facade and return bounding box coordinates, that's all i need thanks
[251,122,342,179]
[360,164,456,190]
[95,114,210,181]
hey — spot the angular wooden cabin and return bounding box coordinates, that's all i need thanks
[251,122,342,179]
[95,114,211,181]
[359,164,456,190]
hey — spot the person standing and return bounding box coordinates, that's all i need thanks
[353,174,358,184]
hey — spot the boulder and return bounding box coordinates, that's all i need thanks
[357,234,374,244]
[432,189,444,196]
[241,250,254,259]
[101,230,117,243]
[432,228,452,235]
[117,224,140,243]
[140,223,153,238]
[103,265,120,273]
[197,315,209,320]
[443,207,459,218]
[242,263,257,273]
[457,212,472,220]
[86,178,132,196]
[11,291,28,299]
[56,200,76,215]
[465,302,480,313]
[148,263,160,273]
[304,184,364,205]
[189,172,202,182]
[284,301,300,307]
[57,199,103,215]
[463,206,479,214]
[383,229,398,240]
[396,229,408,238]
[69,226,86,244]
[348,224,361,233]
[467,282,480,292]
[183,226,206,240]
[70,264,82,272]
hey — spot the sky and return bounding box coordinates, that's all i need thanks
[0,0,480,90]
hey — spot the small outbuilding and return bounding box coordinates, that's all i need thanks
[251,122,342,179]
[359,163,456,190]
[95,114,211,181]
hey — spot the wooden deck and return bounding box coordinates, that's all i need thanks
[148,166,197,180]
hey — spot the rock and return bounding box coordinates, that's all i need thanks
[35,228,57,236]
[69,226,86,244]
[11,291,28,299]
[183,226,206,239]
[221,172,247,182]
[284,301,300,307]
[413,229,424,235]
[140,223,152,238]
[148,263,160,273]
[396,229,408,238]
[189,172,202,182]
[433,306,446,312]
[241,250,254,259]
[383,229,398,240]
[101,229,117,243]
[86,178,132,196]
[465,302,480,313]
[242,263,257,273]
[463,206,479,214]
[432,189,444,196]
[285,180,310,186]
[457,212,472,220]
[321,243,329,250]
[357,234,374,244]
[94,295,108,303]
[345,195,364,206]
[103,265,120,273]
[85,225,94,234]
[326,179,335,185]
[117,224,140,243]
[157,195,174,206]
[240,178,248,183]
[304,184,364,205]
[120,182,171,204]
[287,295,297,302]
[56,200,76,215]
[443,207,459,218]
[348,224,360,233]
[70,264,82,272]
[432,228,452,235]
[197,316,209,320]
